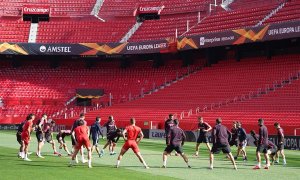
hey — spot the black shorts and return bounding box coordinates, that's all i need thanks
[165,131,169,145]
[269,147,277,156]
[197,135,209,143]
[16,132,22,144]
[211,143,231,154]
[92,136,99,146]
[277,143,284,150]
[45,133,52,143]
[256,144,268,153]
[229,140,238,147]
[56,134,65,143]
[71,136,76,146]
[36,131,44,142]
[164,144,183,154]
[107,137,117,143]
[239,140,247,148]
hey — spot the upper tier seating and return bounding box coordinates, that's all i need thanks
[0,17,30,43]
[0,0,297,43]
[36,17,136,43]
[264,0,300,24]
[0,0,96,17]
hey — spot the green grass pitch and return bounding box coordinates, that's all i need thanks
[0,130,299,180]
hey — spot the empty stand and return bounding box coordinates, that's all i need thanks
[0,17,30,43]
[0,59,196,118]
[36,17,136,43]
[184,2,279,36]
[0,0,96,17]
[0,0,297,43]
[264,0,300,24]
[85,54,300,135]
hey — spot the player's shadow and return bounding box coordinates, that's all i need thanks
[113,165,148,168]
[18,163,67,168]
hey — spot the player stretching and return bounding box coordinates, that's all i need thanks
[194,117,212,156]
[116,118,149,169]
[56,130,72,156]
[69,119,92,168]
[253,118,270,170]
[250,130,278,164]
[90,117,104,157]
[43,120,60,156]
[21,113,35,161]
[210,118,237,170]
[274,122,286,166]
[100,115,117,156]
[71,113,87,163]
[162,119,191,168]
[16,119,27,158]
[35,114,47,158]
[235,122,247,161]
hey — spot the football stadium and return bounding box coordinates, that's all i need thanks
[0,0,300,179]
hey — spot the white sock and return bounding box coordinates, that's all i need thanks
[117,160,120,166]
[142,161,148,167]
[163,160,167,166]
[88,159,92,166]
[257,162,261,167]
[283,158,286,164]
[186,162,190,166]
[25,153,28,159]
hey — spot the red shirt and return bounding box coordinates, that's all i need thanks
[74,125,89,140]
[22,120,33,136]
[126,125,141,140]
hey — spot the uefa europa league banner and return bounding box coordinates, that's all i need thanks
[0,20,299,56]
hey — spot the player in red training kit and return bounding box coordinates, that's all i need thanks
[116,118,149,169]
[21,113,36,161]
[69,119,92,168]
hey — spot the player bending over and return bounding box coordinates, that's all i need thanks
[100,115,117,156]
[43,120,61,156]
[162,119,191,168]
[210,118,237,170]
[69,119,92,168]
[56,130,72,156]
[250,130,277,164]
[116,118,149,169]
